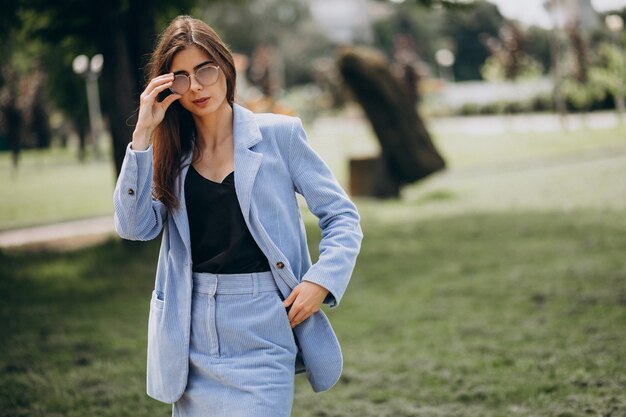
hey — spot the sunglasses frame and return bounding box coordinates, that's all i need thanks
[169,64,220,95]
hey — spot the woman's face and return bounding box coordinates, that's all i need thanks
[169,45,229,117]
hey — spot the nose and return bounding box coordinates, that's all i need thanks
[189,74,203,92]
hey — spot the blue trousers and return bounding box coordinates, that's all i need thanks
[172,271,297,417]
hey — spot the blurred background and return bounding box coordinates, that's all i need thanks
[1,1,625,416]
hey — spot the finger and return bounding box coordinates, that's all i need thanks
[144,74,174,95]
[145,86,175,107]
[287,301,301,322]
[145,80,174,101]
[283,288,298,308]
[290,308,310,328]
[151,73,176,83]
[143,74,175,98]
[160,92,181,110]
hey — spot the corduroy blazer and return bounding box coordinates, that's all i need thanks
[113,102,363,404]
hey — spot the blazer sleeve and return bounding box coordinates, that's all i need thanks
[288,117,363,308]
[113,143,167,241]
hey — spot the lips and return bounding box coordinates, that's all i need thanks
[193,97,210,105]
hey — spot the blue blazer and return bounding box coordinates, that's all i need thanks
[113,102,363,403]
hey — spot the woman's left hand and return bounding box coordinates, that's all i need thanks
[283,282,329,328]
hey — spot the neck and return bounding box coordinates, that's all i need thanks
[192,100,234,151]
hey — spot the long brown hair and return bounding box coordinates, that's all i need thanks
[145,15,237,211]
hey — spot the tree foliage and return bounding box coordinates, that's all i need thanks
[0,0,201,173]
[480,24,544,82]
[198,0,334,88]
[442,0,505,81]
[371,0,541,82]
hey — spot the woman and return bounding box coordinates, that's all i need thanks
[113,15,362,417]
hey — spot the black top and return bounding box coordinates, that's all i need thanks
[184,165,271,274]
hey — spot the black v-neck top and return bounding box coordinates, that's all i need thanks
[184,165,270,274]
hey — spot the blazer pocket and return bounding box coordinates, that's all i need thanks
[151,290,165,310]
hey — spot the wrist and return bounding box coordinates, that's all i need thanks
[131,128,152,151]
[303,280,329,295]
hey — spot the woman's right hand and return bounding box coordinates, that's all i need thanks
[132,73,181,150]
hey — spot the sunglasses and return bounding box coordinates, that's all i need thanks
[169,64,220,95]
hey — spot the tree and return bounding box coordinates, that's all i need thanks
[372,0,526,82]
[0,27,54,167]
[39,37,91,160]
[1,0,199,176]
[442,0,505,81]
[198,0,335,89]
[560,19,606,114]
[372,3,446,75]
[480,24,544,83]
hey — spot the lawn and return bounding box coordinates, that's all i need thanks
[1,115,625,416]
[1,209,625,416]
[0,147,116,230]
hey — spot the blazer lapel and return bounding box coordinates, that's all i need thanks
[233,103,263,222]
[171,151,193,256]
[170,103,262,257]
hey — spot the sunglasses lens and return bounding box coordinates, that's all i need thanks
[171,75,189,94]
[197,66,219,86]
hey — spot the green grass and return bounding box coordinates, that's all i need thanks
[429,126,626,169]
[2,118,626,416]
[1,209,625,416]
[0,239,161,417]
[0,146,116,230]
[299,209,626,417]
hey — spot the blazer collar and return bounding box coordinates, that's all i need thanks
[171,102,264,257]
[233,102,263,149]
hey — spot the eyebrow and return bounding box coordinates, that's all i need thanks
[172,60,215,75]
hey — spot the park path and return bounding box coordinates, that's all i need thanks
[0,215,114,250]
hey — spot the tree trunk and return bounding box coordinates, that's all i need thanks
[77,122,87,162]
[32,89,51,149]
[90,0,157,178]
[100,6,139,177]
[1,95,22,169]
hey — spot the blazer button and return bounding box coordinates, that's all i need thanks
[127,188,135,196]
[276,261,285,269]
